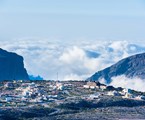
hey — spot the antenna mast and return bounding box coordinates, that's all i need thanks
[57,72,58,81]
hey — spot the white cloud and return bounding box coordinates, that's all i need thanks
[110,75,145,92]
[0,39,145,81]
[59,46,86,64]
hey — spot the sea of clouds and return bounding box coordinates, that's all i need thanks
[0,39,145,91]
[110,75,145,92]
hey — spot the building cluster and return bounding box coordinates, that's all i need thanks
[0,80,145,107]
[0,80,86,107]
[0,81,68,107]
[83,81,145,101]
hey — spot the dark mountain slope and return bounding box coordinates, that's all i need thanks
[0,48,29,80]
[87,52,145,83]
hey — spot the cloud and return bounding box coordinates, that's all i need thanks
[110,75,145,92]
[0,39,145,81]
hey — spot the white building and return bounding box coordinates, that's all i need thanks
[56,83,64,90]
[107,90,121,96]
[83,82,97,89]
[89,93,99,99]
[123,88,132,93]
[100,84,107,90]
[83,85,90,89]
[122,88,134,99]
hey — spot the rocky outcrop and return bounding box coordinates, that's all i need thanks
[0,48,29,80]
[87,52,145,83]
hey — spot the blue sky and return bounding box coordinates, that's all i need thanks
[0,0,145,41]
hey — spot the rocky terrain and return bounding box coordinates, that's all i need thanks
[0,48,29,80]
[39,106,145,120]
[88,52,145,83]
[0,98,145,120]
[0,80,145,120]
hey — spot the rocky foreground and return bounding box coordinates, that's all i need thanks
[0,96,145,120]
[0,105,145,120]
[0,80,145,120]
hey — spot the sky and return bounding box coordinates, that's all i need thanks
[0,0,145,41]
[0,0,145,91]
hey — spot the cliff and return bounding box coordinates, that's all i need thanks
[0,48,29,80]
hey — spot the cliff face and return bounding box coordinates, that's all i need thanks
[87,52,145,83]
[0,48,29,80]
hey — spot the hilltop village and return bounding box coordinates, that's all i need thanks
[0,80,145,119]
[0,80,145,107]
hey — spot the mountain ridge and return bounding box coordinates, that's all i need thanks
[87,52,145,83]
